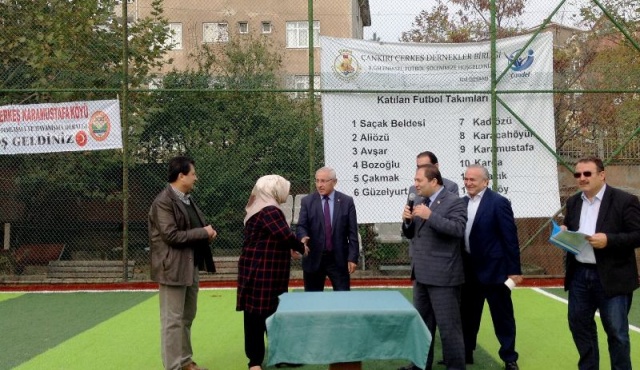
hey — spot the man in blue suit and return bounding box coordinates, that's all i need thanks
[296,167,359,291]
[460,165,522,370]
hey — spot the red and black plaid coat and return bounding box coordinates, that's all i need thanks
[237,206,305,315]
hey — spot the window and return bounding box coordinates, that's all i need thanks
[261,21,272,34]
[291,75,320,98]
[165,23,183,50]
[238,22,249,34]
[203,22,229,43]
[286,21,320,48]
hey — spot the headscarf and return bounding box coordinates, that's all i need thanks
[244,174,291,225]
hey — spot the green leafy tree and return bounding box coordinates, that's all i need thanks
[400,0,528,43]
[139,37,322,250]
[0,0,172,250]
[553,1,640,157]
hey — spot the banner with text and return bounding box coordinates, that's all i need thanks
[0,99,122,155]
[320,33,559,222]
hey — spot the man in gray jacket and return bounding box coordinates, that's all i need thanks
[149,156,217,370]
[402,164,467,370]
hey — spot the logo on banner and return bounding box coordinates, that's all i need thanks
[76,131,88,147]
[88,111,111,141]
[505,49,534,72]
[332,49,360,80]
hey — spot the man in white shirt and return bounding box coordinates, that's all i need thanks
[562,157,640,370]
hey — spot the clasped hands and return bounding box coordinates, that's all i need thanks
[204,225,217,242]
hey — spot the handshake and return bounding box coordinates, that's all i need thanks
[291,236,311,259]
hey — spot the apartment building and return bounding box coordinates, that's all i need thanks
[119,0,371,90]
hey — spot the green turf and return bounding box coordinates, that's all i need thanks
[0,291,155,370]
[544,287,640,328]
[2,288,639,370]
[0,292,21,303]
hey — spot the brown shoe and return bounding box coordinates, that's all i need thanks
[182,361,208,370]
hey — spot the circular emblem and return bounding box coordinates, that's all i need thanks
[332,50,360,80]
[76,130,88,147]
[88,111,111,142]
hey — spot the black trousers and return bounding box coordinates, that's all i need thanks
[303,252,350,291]
[243,310,273,368]
[461,258,518,363]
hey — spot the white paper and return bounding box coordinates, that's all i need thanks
[504,277,516,290]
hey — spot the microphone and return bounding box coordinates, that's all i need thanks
[407,193,416,212]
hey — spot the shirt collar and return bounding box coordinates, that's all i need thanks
[467,188,487,201]
[429,186,444,203]
[323,191,336,201]
[170,185,191,205]
[581,184,606,203]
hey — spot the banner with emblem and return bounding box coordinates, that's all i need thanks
[320,33,559,221]
[0,99,122,155]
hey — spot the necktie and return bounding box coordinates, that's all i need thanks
[323,195,333,251]
[424,197,431,207]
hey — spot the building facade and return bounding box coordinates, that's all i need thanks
[119,0,371,90]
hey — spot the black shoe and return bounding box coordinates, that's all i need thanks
[505,362,519,370]
[275,363,303,368]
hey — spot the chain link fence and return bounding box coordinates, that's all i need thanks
[0,0,638,283]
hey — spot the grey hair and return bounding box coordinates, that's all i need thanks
[316,166,337,180]
[467,164,490,180]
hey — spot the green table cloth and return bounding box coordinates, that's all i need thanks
[266,290,431,369]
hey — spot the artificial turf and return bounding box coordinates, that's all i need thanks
[1,288,638,370]
[0,292,155,370]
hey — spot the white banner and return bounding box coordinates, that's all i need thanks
[320,33,559,222]
[0,99,122,155]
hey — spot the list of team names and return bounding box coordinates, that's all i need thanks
[347,93,492,198]
[457,115,536,196]
[344,93,541,200]
[349,116,407,198]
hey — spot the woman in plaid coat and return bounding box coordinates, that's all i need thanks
[237,175,308,370]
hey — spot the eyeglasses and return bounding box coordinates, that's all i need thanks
[573,171,595,178]
[315,179,335,184]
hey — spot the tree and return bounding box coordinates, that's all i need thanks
[0,0,173,251]
[138,37,323,249]
[553,1,640,158]
[400,0,528,43]
[0,0,170,103]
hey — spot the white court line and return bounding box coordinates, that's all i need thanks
[533,287,640,334]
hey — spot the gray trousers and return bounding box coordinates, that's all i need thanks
[414,281,465,370]
[159,268,199,370]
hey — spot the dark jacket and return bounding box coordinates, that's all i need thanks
[149,185,215,286]
[564,185,640,297]
[402,188,467,286]
[296,191,359,273]
[466,189,521,285]
[237,206,304,315]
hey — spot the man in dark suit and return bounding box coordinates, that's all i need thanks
[149,156,217,370]
[460,165,522,370]
[562,156,640,370]
[399,151,460,370]
[402,164,467,370]
[296,166,359,291]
